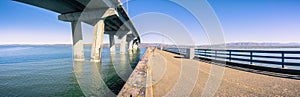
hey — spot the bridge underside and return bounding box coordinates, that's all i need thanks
[15,0,141,62]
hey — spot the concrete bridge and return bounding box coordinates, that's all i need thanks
[15,0,140,62]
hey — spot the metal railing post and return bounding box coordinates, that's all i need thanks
[215,50,217,59]
[250,51,253,64]
[282,53,285,68]
[204,50,206,57]
[229,50,231,62]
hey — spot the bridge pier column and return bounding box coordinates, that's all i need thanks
[120,34,127,54]
[128,39,133,54]
[133,42,138,50]
[109,33,116,54]
[90,20,105,62]
[71,21,85,61]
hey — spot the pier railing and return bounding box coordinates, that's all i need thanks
[163,48,300,69]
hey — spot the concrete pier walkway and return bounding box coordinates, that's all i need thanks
[150,49,300,97]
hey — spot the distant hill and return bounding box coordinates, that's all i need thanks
[2,42,300,49]
[140,42,300,49]
[225,42,300,47]
[221,42,300,49]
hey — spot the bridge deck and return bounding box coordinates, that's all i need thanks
[150,49,300,96]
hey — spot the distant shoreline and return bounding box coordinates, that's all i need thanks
[1,42,300,49]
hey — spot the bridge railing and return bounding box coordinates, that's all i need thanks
[163,48,300,69]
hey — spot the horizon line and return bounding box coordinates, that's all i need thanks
[1,42,300,45]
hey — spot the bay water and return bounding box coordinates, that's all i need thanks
[0,45,145,96]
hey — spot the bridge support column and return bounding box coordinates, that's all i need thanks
[71,21,85,61]
[109,33,116,54]
[133,42,138,50]
[128,39,133,54]
[120,34,127,54]
[90,20,105,62]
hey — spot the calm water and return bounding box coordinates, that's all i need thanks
[0,45,145,96]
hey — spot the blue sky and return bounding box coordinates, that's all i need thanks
[0,0,300,44]
[209,0,300,43]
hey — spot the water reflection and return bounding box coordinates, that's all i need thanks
[73,61,115,97]
[113,53,133,81]
[129,49,141,69]
[73,49,142,97]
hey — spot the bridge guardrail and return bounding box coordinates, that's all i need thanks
[163,48,300,69]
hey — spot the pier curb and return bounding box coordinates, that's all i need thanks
[118,48,153,97]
